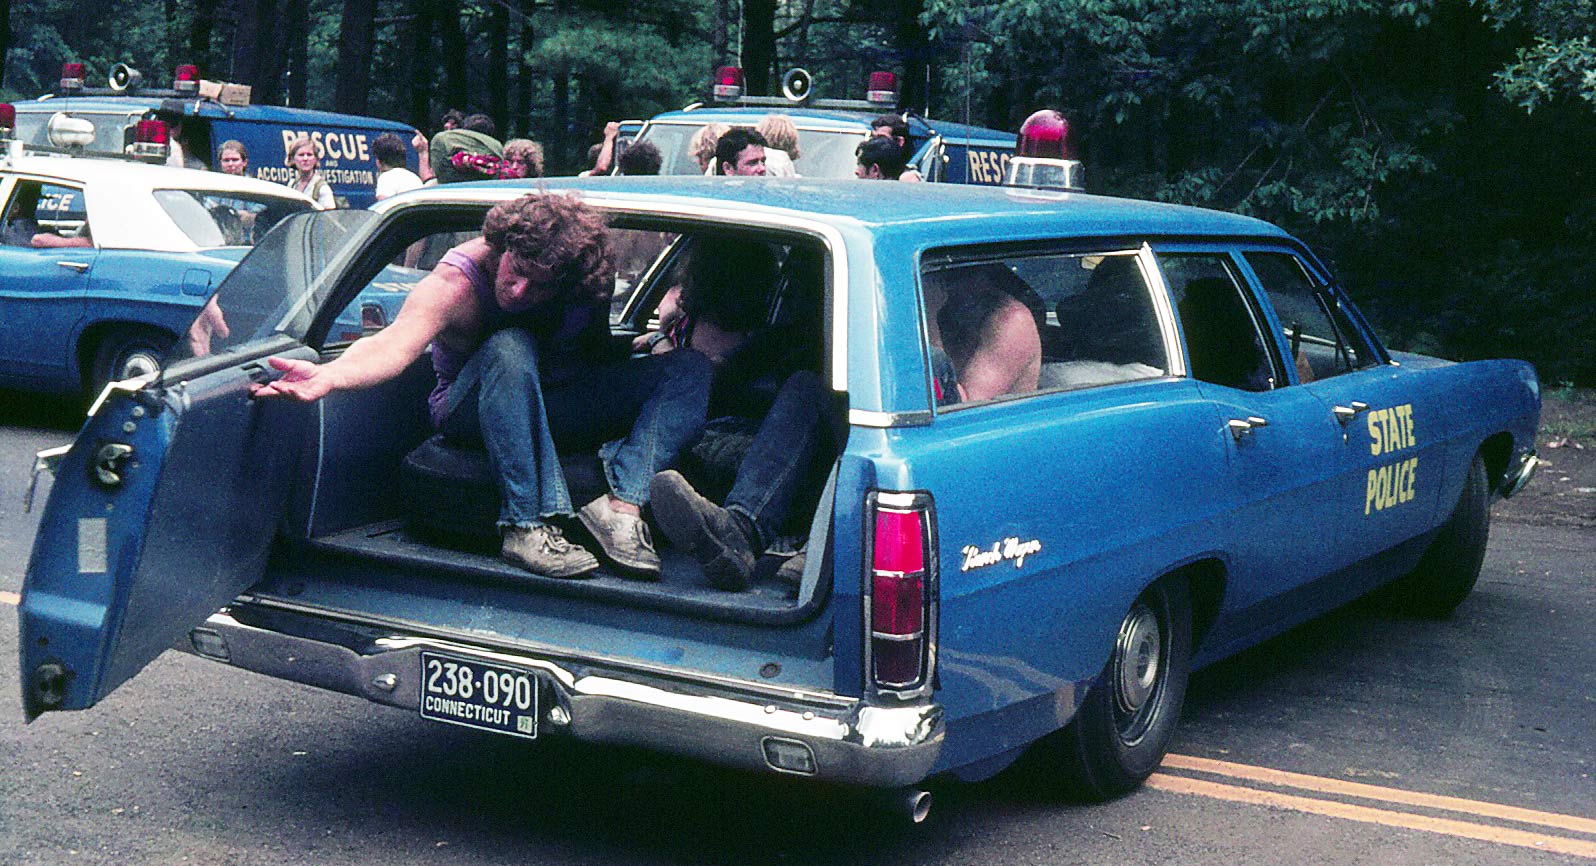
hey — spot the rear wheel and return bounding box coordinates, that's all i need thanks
[88,328,172,399]
[1386,454,1490,618]
[1046,577,1192,801]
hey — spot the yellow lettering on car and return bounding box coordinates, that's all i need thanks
[1363,403,1418,515]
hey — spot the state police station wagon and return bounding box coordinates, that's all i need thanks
[20,176,1541,820]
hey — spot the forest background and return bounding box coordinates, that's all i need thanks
[0,0,1591,384]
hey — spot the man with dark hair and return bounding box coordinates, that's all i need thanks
[462,113,499,138]
[439,108,465,131]
[372,133,422,201]
[253,194,713,580]
[715,127,768,176]
[617,140,663,176]
[855,136,908,180]
[869,114,923,181]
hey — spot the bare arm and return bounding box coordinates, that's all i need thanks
[593,122,620,175]
[251,261,476,401]
[957,301,1041,403]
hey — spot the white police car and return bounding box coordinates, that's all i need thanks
[0,149,318,396]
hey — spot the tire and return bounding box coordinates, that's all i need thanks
[88,329,172,398]
[1386,454,1490,618]
[1046,577,1192,801]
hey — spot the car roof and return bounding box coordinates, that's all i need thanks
[15,95,415,130]
[3,154,314,251]
[400,176,1290,245]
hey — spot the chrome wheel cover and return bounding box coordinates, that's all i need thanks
[1112,602,1163,743]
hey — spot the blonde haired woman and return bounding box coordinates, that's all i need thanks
[285,136,335,209]
[755,114,800,177]
[688,122,729,174]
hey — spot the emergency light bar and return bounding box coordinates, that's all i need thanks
[174,64,200,94]
[1003,109,1086,192]
[59,63,87,93]
[866,71,898,105]
[713,67,745,102]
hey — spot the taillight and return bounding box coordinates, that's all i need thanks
[868,492,935,691]
[865,71,899,105]
[134,119,169,144]
[173,64,200,94]
[712,66,744,102]
[0,103,15,131]
[60,63,87,92]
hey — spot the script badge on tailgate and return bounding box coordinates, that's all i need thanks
[419,651,539,739]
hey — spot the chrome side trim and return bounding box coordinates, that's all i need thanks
[1137,243,1186,378]
[849,408,933,428]
[1500,449,1539,499]
[187,610,943,787]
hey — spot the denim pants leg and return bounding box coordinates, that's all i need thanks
[438,329,572,528]
[725,370,828,546]
[542,347,715,508]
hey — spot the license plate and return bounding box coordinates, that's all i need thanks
[419,652,539,739]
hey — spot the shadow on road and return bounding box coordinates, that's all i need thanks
[0,388,88,433]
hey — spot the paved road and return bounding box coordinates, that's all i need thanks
[1,397,1591,865]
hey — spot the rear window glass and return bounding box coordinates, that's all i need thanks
[153,189,316,247]
[633,122,867,178]
[923,250,1169,407]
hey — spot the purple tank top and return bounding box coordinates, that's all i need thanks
[426,247,600,428]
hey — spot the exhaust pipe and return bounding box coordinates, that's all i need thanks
[870,787,932,824]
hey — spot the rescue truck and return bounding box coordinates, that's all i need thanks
[4,62,418,208]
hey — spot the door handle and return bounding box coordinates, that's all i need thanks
[1227,416,1269,441]
[56,260,90,273]
[1332,401,1370,425]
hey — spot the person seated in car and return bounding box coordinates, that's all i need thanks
[252,193,713,581]
[929,266,1043,405]
[642,242,834,591]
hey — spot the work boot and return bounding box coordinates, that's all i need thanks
[577,496,661,579]
[501,524,599,579]
[649,470,756,591]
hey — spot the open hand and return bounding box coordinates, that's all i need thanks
[249,356,335,402]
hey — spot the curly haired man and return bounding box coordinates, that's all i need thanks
[253,194,712,579]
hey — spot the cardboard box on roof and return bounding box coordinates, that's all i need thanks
[198,80,252,107]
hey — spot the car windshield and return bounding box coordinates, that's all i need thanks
[153,189,317,247]
[173,208,377,362]
[634,122,867,178]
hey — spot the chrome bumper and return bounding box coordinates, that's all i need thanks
[1500,448,1540,499]
[184,609,943,788]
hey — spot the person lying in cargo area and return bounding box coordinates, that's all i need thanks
[637,242,834,592]
[251,194,713,581]
[927,265,1044,405]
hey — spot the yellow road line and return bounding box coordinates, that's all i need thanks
[1146,774,1596,859]
[1163,753,1596,835]
[0,590,18,606]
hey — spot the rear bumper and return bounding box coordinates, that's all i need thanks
[183,607,943,788]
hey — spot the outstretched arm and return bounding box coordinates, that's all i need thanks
[251,259,476,401]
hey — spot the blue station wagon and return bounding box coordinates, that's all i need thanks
[20,177,1541,818]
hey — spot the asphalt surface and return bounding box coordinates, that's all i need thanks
[0,393,1591,865]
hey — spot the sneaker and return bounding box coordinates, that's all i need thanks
[577,496,661,579]
[649,470,756,591]
[501,524,599,579]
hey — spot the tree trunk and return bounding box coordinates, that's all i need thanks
[334,0,377,114]
[232,0,288,103]
[714,0,728,67]
[404,0,433,130]
[489,2,509,130]
[741,0,776,95]
[285,0,308,107]
[891,0,928,114]
[0,0,11,90]
[189,0,219,75]
[514,3,535,139]
[552,68,569,170]
[435,0,469,113]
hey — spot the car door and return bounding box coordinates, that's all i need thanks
[18,210,372,720]
[1155,247,1357,648]
[1237,249,1445,566]
[0,177,97,386]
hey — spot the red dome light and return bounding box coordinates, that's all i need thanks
[1016,109,1071,160]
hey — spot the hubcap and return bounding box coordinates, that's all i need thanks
[119,350,161,381]
[1113,602,1163,741]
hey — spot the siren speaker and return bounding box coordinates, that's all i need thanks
[108,63,143,93]
[781,68,812,102]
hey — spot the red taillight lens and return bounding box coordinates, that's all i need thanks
[0,104,15,129]
[869,499,932,689]
[866,71,898,104]
[712,66,744,101]
[60,63,87,91]
[135,119,169,144]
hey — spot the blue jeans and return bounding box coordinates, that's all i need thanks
[723,370,830,547]
[439,329,713,528]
